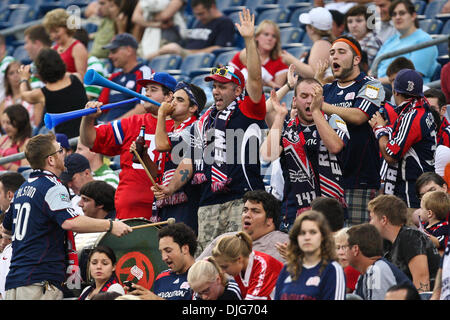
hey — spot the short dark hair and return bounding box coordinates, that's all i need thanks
[24,24,52,47]
[35,48,66,83]
[347,223,383,257]
[415,172,447,197]
[79,180,116,213]
[389,0,418,27]
[294,77,322,97]
[368,195,407,226]
[0,172,25,193]
[386,57,415,77]
[311,197,345,232]
[158,222,198,257]
[345,4,370,33]
[243,190,281,229]
[386,283,421,300]
[424,89,447,110]
[191,0,216,9]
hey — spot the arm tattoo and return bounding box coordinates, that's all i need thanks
[418,282,430,293]
[180,169,190,182]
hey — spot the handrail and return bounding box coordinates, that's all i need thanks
[0,136,79,166]
[370,34,450,78]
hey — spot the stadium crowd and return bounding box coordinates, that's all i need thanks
[0,0,449,301]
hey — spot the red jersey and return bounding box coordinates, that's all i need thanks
[92,113,173,220]
[234,251,283,300]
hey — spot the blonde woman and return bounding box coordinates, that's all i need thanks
[188,257,242,300]
[334,227,360,293]
[212,231,283,300]
[274,210,346,300]
[229,19,288,89]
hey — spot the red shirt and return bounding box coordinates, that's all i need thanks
[53,40,80,73]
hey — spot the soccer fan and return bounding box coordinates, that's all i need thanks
[0,133,131,300]
[80,72,177,221]
[320,35,385,226]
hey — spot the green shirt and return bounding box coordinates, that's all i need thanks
[93,164,119,189]
[89,18,115,59]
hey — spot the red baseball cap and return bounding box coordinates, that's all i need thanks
[204,65,245,88]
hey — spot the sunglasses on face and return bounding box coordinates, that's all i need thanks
[210,67,241,85]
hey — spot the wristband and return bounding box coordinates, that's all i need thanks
[373,125,390,140]
[107,219,113,233]
[287,82,294,90]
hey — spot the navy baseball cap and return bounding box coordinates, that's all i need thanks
[393,69,424,97]
[137,72,177,92]
[60,153,91,183]
[102,33,138,50]
[56,133,70,150]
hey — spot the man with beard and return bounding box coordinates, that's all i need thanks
[261,75,349,231]
[321,35,385,226]
[0,133,132,300]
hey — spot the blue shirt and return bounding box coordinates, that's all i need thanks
[323,72,385,189]
[153,269,192,300]
[3,170,79,291]
[274,260,346,300]
[375,29,438,83]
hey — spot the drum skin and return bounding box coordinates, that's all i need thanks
[95,218,167,290]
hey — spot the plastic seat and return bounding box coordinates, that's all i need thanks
[282,43,309,59]
[223,0,275,15]
[442,19,450,35]
[149,54,182,72]
[424,0,447,19]
[13,45,32,64]
[171,53,216,78]
[414,0,427,15]
[256,8,289,25]
[190,73,214,111]
[0,5,37,29]
[280,27,305,45]
[419,18,443,34]
[289,6,313,28]
[216,0,243,12]
[214,50,240,67]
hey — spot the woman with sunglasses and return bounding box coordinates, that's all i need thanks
[188,256,242,300]
[0,104,31,171]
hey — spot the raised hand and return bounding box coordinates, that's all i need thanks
[270,89,288,117]
[287,64,298,90]
[235,8,255,40]
[310,83,324,113]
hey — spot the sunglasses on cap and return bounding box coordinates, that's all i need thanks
[210,67,241,85]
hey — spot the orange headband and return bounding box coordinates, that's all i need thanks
[333,38,362,58]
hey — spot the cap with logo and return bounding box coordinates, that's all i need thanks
[299,7,333,31]
[393,69,424,97]
[60,153,91,184]
[204,65,245,88]
[102,33,138,51]
[137,72,177,92]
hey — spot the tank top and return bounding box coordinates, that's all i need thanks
[0,136,26,170]
[53,40,80,73]
[41,75,88,138]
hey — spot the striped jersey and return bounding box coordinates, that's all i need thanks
[93,163,119,189]
[2,170,79,291]
[84,56,109,99]
[274,260,346,300]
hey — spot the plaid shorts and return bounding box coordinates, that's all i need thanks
[345,188,379,226]
[195,198,244,257]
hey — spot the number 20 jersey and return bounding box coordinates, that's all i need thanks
[3,170,78,291]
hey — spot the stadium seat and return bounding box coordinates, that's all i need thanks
[414,0,427,15]
[223,0,275,15]
[282,43,309,59]
[423,0,447,19]
[13,45,32,64]
[442,19,450,35]
[280,27,305,45]
[168,52,216,78]
[419,18,443,34]
[0,9,10,24]
[0,5,38,29]
[190,73,214,110]
[435,13,450,25]
[214,50,240,67]
[256,8,289,25]
[82,22,98,34]
[289,6,313,28]
[216,0,243,12]
[149,54,182,72]
[301,33,313,46]
[281,89,294,107]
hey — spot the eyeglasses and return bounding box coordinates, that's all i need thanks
[45,145,63,158]
[391,10,408,17]
[210,67,241,85]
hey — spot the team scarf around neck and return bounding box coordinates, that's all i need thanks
[156,116,197,208]
[78,274,120,300]
[282,117,346,214]
[191,97,240,193]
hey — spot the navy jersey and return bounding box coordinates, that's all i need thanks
[354,258,412,300]
[279,114,349,230]
[323,72,385,189]
[274,260,346,300]
[153,269,192,300]
[424,220,449,250]
[2,170,78,291]
[383,98,436,208]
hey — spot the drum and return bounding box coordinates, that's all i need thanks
[94,218,167,290]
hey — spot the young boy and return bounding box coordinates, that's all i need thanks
[420,190,450,254]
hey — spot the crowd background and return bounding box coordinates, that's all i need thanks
[0,0,448,302]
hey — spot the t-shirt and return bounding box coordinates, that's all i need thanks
[153,269,192,300]
[98,63,152,122]
[183,16,235,50]
[383,225,441,285]
[323,72,385,189]
[234,251,283,300]
[274,260,346,300]
[375,29,438,83]
[93,163,119,189]
[89,18,115,59]
[85,56,109,99]
[92,113,173,220]
[354,258,412,300]
[3,170,79,291]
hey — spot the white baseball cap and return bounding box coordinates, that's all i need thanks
[299,7,333,31]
